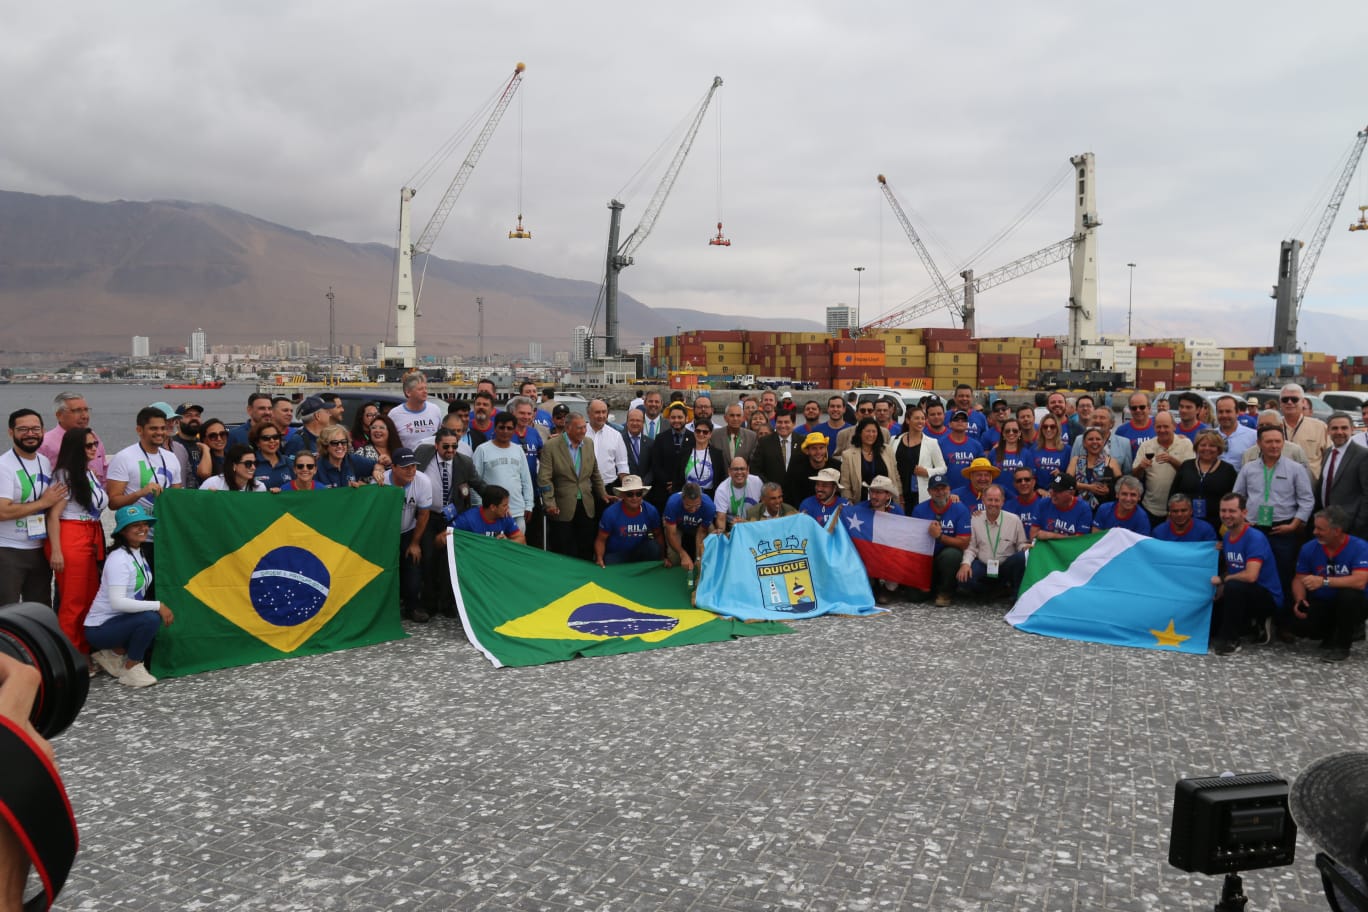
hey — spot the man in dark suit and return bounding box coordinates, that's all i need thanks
[649,404,694,513]
[537,412,609,560]
[784,432,842,507]
[750,411,798,485]
[623,408,653,488]
[1319,412,1368,538]
[718,402,758,468]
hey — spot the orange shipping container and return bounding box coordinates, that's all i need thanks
[831,352,885,367]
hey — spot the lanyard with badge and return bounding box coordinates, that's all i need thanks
[985,516,1003,578]
[1192,463,1212,520]
[12,452,48,540]
[1258,463,1276,526]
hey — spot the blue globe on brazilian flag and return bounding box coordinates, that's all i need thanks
[153,487,404,678]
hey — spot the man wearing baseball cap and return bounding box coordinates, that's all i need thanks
[1032,473,1094,541]
[383,447,433,621]
[910,473,973,606]
[941,410,985,496]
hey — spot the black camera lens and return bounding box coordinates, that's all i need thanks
[0,602,89,739]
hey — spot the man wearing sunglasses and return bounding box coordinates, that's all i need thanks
[1115,392,1156,457]
[593,476,666,568]
[1280,383,1331,484]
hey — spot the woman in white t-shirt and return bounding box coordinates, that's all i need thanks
[199,445,267,492]
[44,426,109,659]
[84,505,174,688]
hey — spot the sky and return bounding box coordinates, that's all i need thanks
[2,1,1366,350]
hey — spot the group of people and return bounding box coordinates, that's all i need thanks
[4,377,1365,682]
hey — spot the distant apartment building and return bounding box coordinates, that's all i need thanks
[528,341,543,362]
[826,304,854,335]
[189,328,207,361]
[131,335,150,359]
[573,325,594,363]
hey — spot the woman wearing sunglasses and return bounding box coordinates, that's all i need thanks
[284,453,325,490]
[250,423,293,492]
[43,426,109,660]
[200,445,267,491]
[195,418,230,485]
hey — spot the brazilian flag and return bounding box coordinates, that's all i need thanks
[450,531,790,668]
[153,487,405,678]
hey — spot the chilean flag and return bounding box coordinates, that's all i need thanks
[839,506,935,590]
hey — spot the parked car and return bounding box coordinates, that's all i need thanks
[1245,389,1335,424]
[1319,391,1368,429]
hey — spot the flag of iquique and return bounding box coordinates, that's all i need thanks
[153,487,405,677]
[450,530,789,668]
[694,514,881,621]
[839,504,934,590]
[1006,529,1217,654]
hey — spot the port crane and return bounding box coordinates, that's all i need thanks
[598,76,723,358]
[379,63,526,370]
[877,174,966,331]
[865,153,1101,373]
[1271,124,1368,354]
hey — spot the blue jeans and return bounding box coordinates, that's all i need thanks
[85,611,162,663]
[604,538,662,566]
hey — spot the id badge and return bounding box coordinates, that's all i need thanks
[986,559,1000,578]
[1192,499,1206,520]
[25,513,48,541]
[1256,504,1275,526]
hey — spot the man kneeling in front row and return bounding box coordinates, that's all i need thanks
[594,475,667,567]
[439,484,526,544]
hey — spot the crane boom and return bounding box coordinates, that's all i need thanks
[413,64,527,257]
[877,174,964,329]
[601,75,723,357]
[379,63,526,370]
[1295,125,1368,305]
[618,77,724,259]
[861,235,1075,332]
[1272,124,1368,354]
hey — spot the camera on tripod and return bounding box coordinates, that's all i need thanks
[1169,771,1297,911]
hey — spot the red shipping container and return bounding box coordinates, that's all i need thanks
[922,328,972,341]
[1038,348,1062,359]
[1137,346,1175,358]
[930,340,979,354]
[978,353,1022,368]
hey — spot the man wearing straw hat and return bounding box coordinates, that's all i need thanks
[959,456,1000,515]
[798,467,848,526]
[593,475,666,568]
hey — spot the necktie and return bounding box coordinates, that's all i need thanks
[439,460,450,505]
[631,436,640,463]
[782,436,790,467]
[1325,447,1338,500]
[650,418,658,437]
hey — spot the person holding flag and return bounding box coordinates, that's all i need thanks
[594,475,666,567]
[1032,474,1094,541]
[1210,491,1282,656]
[910,474,972,606]
[662,482,716,574]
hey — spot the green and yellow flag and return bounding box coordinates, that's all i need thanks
[450,531,790,668]
[153,487,405,678]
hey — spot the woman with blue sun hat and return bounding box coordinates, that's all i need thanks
[83,504,175,688]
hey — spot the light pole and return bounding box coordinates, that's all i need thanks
[1126,263,1137,339]
[853,266,865,329]
[325,287,335,386]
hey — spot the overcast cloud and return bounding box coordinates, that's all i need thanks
[2,1,1365,346]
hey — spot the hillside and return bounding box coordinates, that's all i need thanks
[0,190,823,356]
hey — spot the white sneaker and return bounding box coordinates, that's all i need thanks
[91,650,126,678]
[117,663,158,688]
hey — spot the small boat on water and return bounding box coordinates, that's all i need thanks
[164,380,225,390]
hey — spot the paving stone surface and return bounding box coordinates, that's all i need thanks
[54,599,1363,911]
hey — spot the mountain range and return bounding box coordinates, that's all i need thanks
[0,190,823,358]
[1,188,1364,359]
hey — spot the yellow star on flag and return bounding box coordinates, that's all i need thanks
[1150,618,1192,649]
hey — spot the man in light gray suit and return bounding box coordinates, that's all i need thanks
[718,403,757,467]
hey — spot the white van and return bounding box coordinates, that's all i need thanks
[1320,391,1368,429]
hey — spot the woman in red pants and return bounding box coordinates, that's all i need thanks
[44,426,108,658]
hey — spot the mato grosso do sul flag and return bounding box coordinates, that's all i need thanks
[694,514,881,620]
[153,487,405,678]
[1006,528,1218,654]
[449,530,789,668]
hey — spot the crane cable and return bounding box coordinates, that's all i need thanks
[405,79,508,192]
[516,86,525,217]
[1287,135,1358,239]
[614,87,712,206]
[714,94,724,227]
